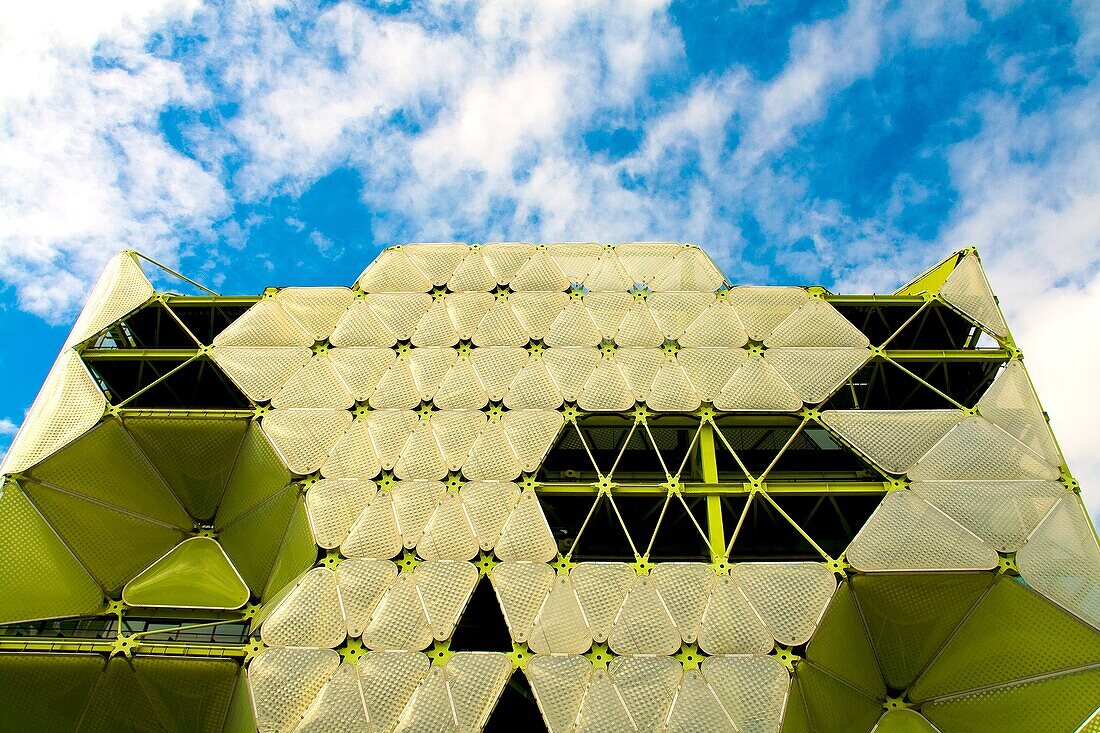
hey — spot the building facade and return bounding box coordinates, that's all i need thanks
[0,243,1096,732]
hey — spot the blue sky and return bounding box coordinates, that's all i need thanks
[1,0,1098,516]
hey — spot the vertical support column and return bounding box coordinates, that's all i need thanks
[699,422,724,562]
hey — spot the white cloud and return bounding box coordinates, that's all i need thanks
[1008,274,1100,520]
[0,418,16,465]
[928,74,1100,519]
[0,0,225,320]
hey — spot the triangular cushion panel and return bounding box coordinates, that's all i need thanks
[851,572,995,690]
[938,252,1009,338]
[261,499,317,601]
[219,485,316,600]
[791,660,884,733]
[921,667,1100,733]
[0,654,105,731]
[215,423,293,530]
[123,537,250,609]
[22,480,187,595]
[908,578,1100,702]
[0,482,104,623]
[805,582,884,698]
[79,656,239,733]
[796,573,1100,733]
[894,251,963,296]
[124,415,249,522]
[9,414,300,603]
[25,418,191,530]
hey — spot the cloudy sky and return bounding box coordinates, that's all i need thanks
[1,0,1097,517]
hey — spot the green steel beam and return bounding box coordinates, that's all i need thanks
[116,408,257,418]
[698,423,724,562]
[0,636,249,658]
[81,349,204,360]
[537,481,890,496]
[876,349,1010,362]
[821,294,928,305]
[164,296,263,306]
[75,346,1011,362]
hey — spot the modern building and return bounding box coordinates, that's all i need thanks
[0,243,1096,732]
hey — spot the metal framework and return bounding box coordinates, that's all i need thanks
[0,244,1096,733]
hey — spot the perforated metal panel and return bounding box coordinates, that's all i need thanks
[248,648,340,733]
[261,567,346,649]
[275,287,355,341]
[7,243,1100,733]
[65,252,154,348]
[737,562,836,646]
[847,490,999,572]
[908,416,1060,482]
[821,409,965,475]
[939,252,1009,337]
[0,349,106,474]
[1017,494,1100,629]
[976,361,1061,466]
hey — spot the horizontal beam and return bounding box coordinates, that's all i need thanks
[81,349,203,361]
[0,636,248,658]
[821,294,928,306]
[117,408,256,419]
[877,349,1010,362]
[163,296,263,306]
[537,481,890,496]
[159,293,939,308]
[76,347,1010,362]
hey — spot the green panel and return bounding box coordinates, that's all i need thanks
[796,662,883,733]
[125,416,248,521]
[0,483,103,622]
[132,657,240,733]
[24,482,186,594]
[0,654,104,732]
[262,498,318,601]
[218,484,298,596]
[215,424,291,530]
[806,582,884,698]
[910,578,1100,702]
[122,537,250,609]
[26,419,191,529]
[895,252,963,296]
[922,667,1100,733]
[780,677,813,733]
[852,572,994,691]
[79,657,168,733]
[219,669,258,733]
[874,710,939,733]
